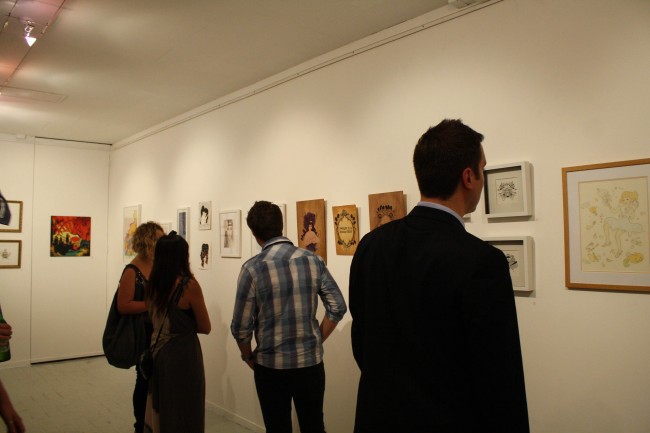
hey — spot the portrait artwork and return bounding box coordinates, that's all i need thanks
[296,199,327,263]
[198,201,211,230]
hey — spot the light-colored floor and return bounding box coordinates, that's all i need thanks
[0,356,254,433]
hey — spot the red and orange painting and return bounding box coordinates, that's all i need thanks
[50,216,91,257]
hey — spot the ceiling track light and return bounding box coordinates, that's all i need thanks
[24,21,37,47]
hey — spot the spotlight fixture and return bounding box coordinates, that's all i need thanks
[24,21,37,47]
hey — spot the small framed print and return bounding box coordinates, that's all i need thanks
[563,158,650,292]
[484,162,533,219]
[220,210,241,258]
[177,207,190,241]
[198,201,211,230]
[0,240,21,269]
[484,236,534,291]
[0,200,23,233]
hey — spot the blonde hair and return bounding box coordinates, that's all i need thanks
[132,221,164,259]
[620,191,638,202]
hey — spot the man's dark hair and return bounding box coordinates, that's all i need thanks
[413,119,484,200]
[247,201,283,242]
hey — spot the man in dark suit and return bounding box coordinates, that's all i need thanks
[349,119,529,433]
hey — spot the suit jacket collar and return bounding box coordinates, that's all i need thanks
[406,205,466,231]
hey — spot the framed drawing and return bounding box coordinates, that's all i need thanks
[220,210,241,258]
[123,205,141,262]
[563,158,650,292]
[368,191,406,230]
[296,199,327,263]
[484,236,534,291]
[50,216,91,257]
[0,240,21,268]
[198,201,211,230]
[177,207,190,241]
[0,200,23,233]
[332,205,359,255]
[198,241,211,270]
[484,162,533,219]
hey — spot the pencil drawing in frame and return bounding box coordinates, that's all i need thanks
[0,200,23,233]
[220,210,241,258]
[484,236,534,291]
[177,207,190,242]
[0,240,21,268]
[198,201,211,230]
[563,158,650,292]
[484,161,533,219]
[332,204,359,256]
[368,191,406,230]
[296,198,327,263]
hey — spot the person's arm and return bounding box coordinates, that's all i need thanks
[0,379,25,433]
[317,261,347,342]
[116,268,146,314]
[186,279,211,334]
[231,267,257,369]
[237,341,254,370]
[319,316,338,342]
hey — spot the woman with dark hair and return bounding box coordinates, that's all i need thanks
[117,221,164,433]
[144,231,211,433]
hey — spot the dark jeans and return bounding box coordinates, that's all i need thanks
[253,362,326,433]
[133,362,149,433]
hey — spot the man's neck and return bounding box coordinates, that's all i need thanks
[419,196,466,217]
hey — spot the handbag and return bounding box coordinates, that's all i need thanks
[102,265,146,369]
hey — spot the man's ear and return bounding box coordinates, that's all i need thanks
[461,167,474,189]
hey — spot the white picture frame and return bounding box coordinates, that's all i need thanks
[0,240,22,268]
[484,236,534,292]
[484,161,533,219]
[220,210,241,258]
[177,207,190,242]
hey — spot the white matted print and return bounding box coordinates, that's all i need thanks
[198,241,211,270]
[198,201,211,230]
[0,240,21,268]
[123,204,141,262]
[484,162,533,219]
[177,207,190,242]
[484,236,534,291]
[220,210,241,258]
[0,200,23,232]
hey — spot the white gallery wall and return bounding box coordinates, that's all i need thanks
[108,1,650,432]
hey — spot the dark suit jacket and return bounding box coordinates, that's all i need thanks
[349,205,529,433]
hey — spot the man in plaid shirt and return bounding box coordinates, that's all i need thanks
[231,200,347,433]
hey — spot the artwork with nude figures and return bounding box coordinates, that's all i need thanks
[368,191,406,230]
[579,177,649,273]
[296,198,327,263]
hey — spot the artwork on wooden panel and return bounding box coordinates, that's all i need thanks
[368,191,406,230]
[332,205,359,256]
[123,205,141,262]
[198,201,211,230]
[296,199,327,263]
[51,216,91,257]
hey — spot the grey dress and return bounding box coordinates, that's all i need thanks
[145,277,205,433]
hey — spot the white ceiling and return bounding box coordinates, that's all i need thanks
[0,0,452,145]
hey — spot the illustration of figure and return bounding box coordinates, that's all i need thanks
[300,212,319,252]
[376,204,394,227]
[200,206,209,226]
[602,190,643,258]
[124,210,138,255]
[224,219,234,248]
[200,243,209,267]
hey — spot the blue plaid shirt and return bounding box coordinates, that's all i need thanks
[231,237,347,369]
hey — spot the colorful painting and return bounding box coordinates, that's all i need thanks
[123,205,141,261]
[51,216,91,257]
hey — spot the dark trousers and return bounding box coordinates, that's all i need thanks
[133,363,148,433]
[253,362,326,433]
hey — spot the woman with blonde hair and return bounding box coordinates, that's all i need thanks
[118,221,164,433]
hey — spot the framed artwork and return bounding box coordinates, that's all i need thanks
[220,210,241,258]
[0,240,21,268]
[484,162,533,219]
[332,204,359,255]
[160,222,172,234]
[177,207,190,241]
[198,241,211,270]
[0,200,23,233]
[296,199,327,263]
[484,236,534,291]
[50,216,91,257]
[563,158,650,292]
[198,201,211,230]
[123,205,141,261]
[368,191,406,230]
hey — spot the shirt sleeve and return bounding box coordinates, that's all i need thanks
[317,259,347,323]
[230,265,257,344]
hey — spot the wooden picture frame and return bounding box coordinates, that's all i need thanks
[484,236,534,291]
[0,240,21,268]
[563,158,650,292]
[0,200,23,233]
[296,199,327,263]
[220,210,242,258]
[484,162,533,219]
[368,191,406,230]
[177,207,190,242]
[332,204,359,256]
